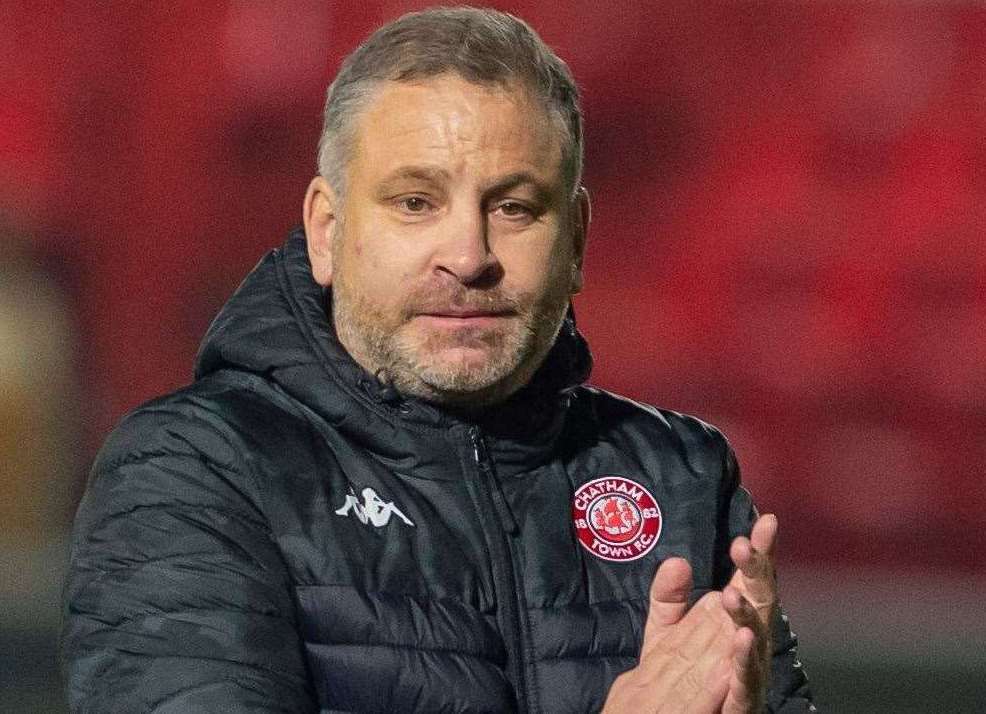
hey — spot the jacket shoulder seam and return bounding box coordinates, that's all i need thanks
[82,501,271,547]
[92,449,241,483]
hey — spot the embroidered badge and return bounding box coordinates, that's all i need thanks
[335,486,415,528]
[572,476,661,562]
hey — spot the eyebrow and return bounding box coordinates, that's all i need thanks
[376,166,556,205]
[377,165,451,191]
[480,171,555,206]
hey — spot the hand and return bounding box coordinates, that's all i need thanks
[720,514,779,714]
[602,558,734,714]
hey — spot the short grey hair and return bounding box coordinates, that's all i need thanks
[317,6,583,197]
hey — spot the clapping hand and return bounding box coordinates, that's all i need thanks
[603,514,779,714]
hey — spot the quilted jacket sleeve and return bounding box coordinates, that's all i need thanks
[719,445,817,713]
[61,404,317,713]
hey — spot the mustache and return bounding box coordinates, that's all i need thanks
[403,286,522,316]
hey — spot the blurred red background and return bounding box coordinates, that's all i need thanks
[2,2,985,709]
[9,0,981,569]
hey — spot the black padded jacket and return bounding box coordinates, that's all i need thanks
[62,229,814,713]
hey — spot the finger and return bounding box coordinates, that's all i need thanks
[643,557,693,637]
[730,514,778,576]
[729,516,778,606]
[750,512,778,557]
[721,586,762,634]
[721,589,771,714]
[721,626,766,714]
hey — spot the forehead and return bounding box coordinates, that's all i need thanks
[348,74,565,186]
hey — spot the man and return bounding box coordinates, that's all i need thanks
[63,8,814,713]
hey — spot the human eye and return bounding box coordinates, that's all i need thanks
[395,195,435,216]
[491,200,537,224]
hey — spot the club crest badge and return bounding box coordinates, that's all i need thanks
[572,476,662,562]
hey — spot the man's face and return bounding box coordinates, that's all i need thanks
[307,74,586,408]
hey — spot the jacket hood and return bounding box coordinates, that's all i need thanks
[194,228,593,474]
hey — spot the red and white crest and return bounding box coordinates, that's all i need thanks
[572,476,662,562]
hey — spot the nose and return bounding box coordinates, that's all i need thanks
[432,206,501,286]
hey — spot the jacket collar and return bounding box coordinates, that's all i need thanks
[196,228,593,477]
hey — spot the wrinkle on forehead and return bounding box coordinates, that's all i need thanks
[349,75,563,185]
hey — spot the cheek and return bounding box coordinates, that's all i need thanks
[504,242,572,296]
[343,235,382,278]
[364,233,431,282]
[344,238,420,305]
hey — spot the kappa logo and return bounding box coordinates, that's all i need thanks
[335,486,414,528]
[572,476,661,562]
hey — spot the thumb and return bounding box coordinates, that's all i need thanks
[642,557,693,646]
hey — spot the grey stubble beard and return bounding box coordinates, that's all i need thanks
[330,229,571,409]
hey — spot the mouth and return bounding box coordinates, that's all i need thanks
[413,309,515,328]
[421,309,511,318]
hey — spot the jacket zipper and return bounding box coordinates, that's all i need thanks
[468,426,529,713]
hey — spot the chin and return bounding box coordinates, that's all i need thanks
[404,346,515,397]
[435,345,500,368]
[422,357,509,391]
[387,325,543,404]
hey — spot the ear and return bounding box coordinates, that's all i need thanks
[303,175,339,287]
[569,186,591,294]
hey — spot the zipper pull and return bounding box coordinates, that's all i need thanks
[470,428,519,535]
[471,426,488,464]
